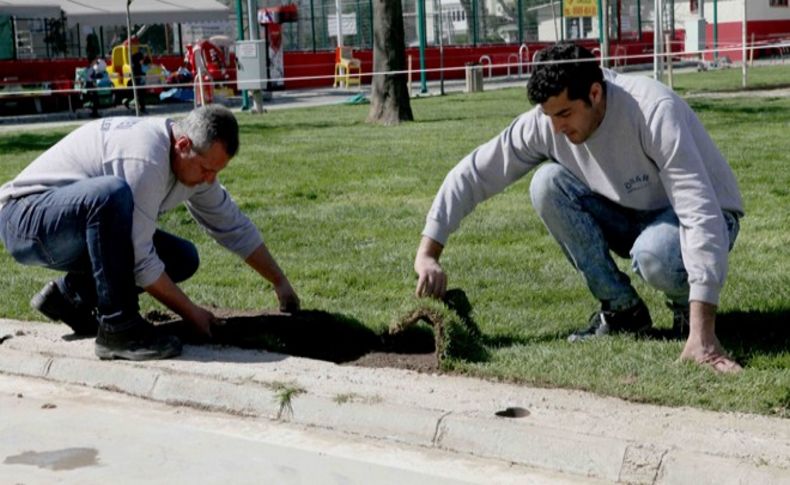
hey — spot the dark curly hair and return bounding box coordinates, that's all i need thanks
[527,43,605,106]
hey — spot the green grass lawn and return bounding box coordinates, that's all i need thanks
[1,80,788,416]
[671,63,790,94]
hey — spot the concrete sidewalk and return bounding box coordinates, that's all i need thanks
[1,318,788,484]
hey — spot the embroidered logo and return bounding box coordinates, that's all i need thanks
[624,174,650,193]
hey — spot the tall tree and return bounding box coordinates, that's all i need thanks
[367,0,413,125]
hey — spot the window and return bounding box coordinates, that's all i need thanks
[770,0,788,6]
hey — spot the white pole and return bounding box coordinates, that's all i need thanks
[247,0,258,41]
[247,0,264,113]
[601,1,609,67]
[197,67,206,106]
[436,0,445,95]
[550,1,558,42]
[653,0,663,81]
[741,0,747,88]
[126,0,139,116]
[335,0,344,46]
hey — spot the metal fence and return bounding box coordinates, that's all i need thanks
[256,0,661,52]
[4,1,781,58]
[256,0,545,51]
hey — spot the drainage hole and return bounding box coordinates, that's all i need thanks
[495,407,530,418]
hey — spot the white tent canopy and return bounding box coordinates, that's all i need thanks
[0,1,62,18]
[62,0,231,26]
[0,0,230,26]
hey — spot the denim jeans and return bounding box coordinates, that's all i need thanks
[0,176,198,331]
[529,163,739,311]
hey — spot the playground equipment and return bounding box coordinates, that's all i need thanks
[74,59,113,111]
[185,36,237,104]
[333,46,362,88]
[186,37,236,87]
[108,38,167,92]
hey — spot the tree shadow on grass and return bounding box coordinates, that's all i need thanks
[715,309,790,365]
[238,121,352,134]
[385,292,789,369]
[687,100,790,119]
[642,308,790,367]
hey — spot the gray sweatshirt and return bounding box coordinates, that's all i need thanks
[423,70,743,305]
[0,117,263,287]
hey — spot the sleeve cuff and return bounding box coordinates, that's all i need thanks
[689,284,720,306]
[422,218,450,246]
[135,266,165,289]
[236,233,264,260]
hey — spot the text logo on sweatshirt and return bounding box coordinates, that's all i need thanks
[625,174,650,193]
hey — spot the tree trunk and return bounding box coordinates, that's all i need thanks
[367,0,414,125]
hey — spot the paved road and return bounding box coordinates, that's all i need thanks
[0,374,583,485]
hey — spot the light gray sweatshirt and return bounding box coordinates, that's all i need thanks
[0,117,263,288]
[423,70,743,305]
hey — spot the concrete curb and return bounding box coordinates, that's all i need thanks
[1,319,789,484]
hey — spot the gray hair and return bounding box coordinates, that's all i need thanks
[173,105,239,157]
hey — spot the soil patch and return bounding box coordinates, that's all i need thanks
[147,289,484,373]
[150,308,440,372]
[350,352,440,373]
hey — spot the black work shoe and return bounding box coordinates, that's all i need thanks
[668,302,690,339]
[95,317,182,361]
[568,300,653,343]
[30,281,99,336]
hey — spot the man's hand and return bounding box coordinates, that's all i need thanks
[414,236,447,299]
[145,272,218,338]
[678,300,742,373]
[183,305,220,338]
[275,279,300,313]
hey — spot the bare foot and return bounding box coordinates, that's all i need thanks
[679,343,743,373]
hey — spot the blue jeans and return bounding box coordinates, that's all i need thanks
[529,163,739,311]
[0,176,198,331]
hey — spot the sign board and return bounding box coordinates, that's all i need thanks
[563,0,598,18]
[327,14,358,37]
[179,21,233,46]
[236,42,258,59]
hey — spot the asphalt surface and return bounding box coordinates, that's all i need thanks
[2,374,579,484]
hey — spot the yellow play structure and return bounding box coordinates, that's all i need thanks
[108,41,166,90]
[333,46,361,88]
